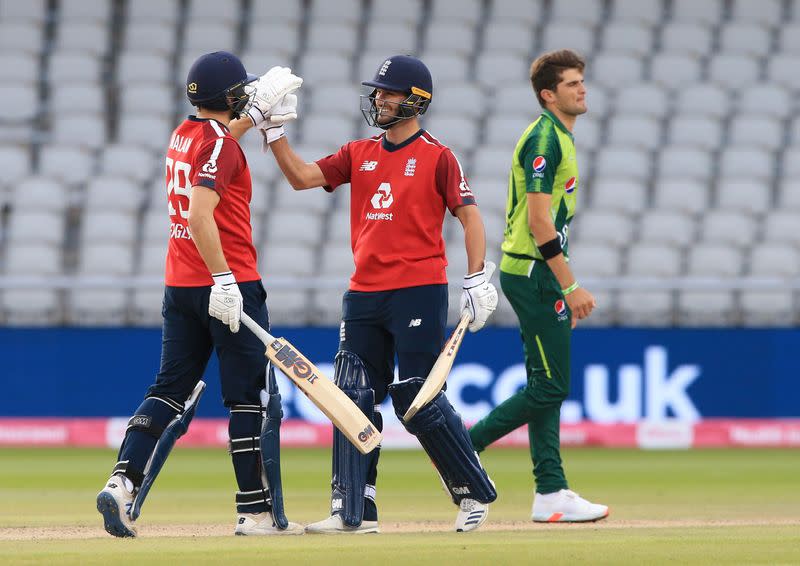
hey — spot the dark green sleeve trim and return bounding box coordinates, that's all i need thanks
[520,121,561,195]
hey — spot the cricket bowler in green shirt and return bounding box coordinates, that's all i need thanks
[469,49,608,523]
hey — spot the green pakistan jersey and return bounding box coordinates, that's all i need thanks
[500,109,579,277]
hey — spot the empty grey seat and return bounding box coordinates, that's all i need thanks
[572,116,601,150]
[4,243,61,275]
[265,210,324,246]
[716,181,771,214]
[118,85,173,118]
[484,115,533,147]
[430,0,482,24]
[653,179,709,214]
[245,24,300,59]
[594,148,650,182]
[309,0,362,24]
[627,243,682,276]
[364,22,416,53]
[677,290,736,326]
[550,0,603,25]
[778,24,800,54]
[777,180,800,210]
[608,0,664,25]
[667,116,722,150]
[186,0,240,24]
[0,53,40,84]
[612,84,668,117]
[737,84,791,120]
[84,176,142,213]
[272,183,331,215]
[589,179,648,213]
[49,84,104,115]
[740,291,795,327]
[718,147,773,181]
[568,244,622,278]
[141,210,168,243]
[139,241,168,275]
[707,54,759,89]
[258,243,315,278]
[606,117,661,150]
[38,145,94,185]
[54,22,108,56]
[117,116,172,151]
[589,54,643,88]
[116,53,171,86]
[540,23,595,55]
[701,211,756,247]
[650,53,703,85]
[600,23,654,56]
[730,0,782,26]
[0,0,46,23]
[300,115,355,147]
[764,211,800,246]
[472,147,512,178]
[12,176,70,212]
[766,55,800,91]
[297,53,353,86]
[130,289,165,326]
[728,117,783,151]
[122,22,175,55]
[183,22,236,53]
[48,53,102,83]
[657,146,713,182]
[671,0,723,25]
[424,116,479,154]
[638,210,695,247]
[78,243,135,275]
[660,23,713,56]
[0,22,44,54]
[67,289,130,326]
[6,210,65,245]
[490,0,544,25]
[426,83,484,118]
[0,145,31,186]
[424,23,476,55]
[307,22,359,55]
[81,211,137,245]
[51,115,106,149]
[0,85,37,123]
[250,0,302,24]
[1,289,61,326]
[675,84,730,118]
[417,53,470,83]
[60,0,111,23]
[474,53,528,87]
[718,23,771,57]
[748,244,800,277]
[319,243,355,277]
[370,0,423,24]
[125,0,179,23]
[482,22,534,55]
[583,83,610,115]
[617,290,674,326]
[495,85,539,113]
[572,210,633,247]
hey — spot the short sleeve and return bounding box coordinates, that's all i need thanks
[190,137,242,192]
[315,143,352,192]
[436,148,476,215]
[519,122,562,194]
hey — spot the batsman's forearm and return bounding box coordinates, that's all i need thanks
[462,217,487,274]
[188,214,230,274]
[269,137,323,189]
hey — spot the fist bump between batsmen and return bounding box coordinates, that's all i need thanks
[460,260,498,332]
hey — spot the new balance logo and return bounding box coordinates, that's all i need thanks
[360,160,378,171]
[408,319,422,327]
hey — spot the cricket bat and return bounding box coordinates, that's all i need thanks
[402,312,471,422]
[241,312,381,455]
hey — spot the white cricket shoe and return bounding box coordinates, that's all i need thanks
[235,512,305,535]
[304,514,379,534]
[454,498,489,532]
[96,474,138,538]
[531,489,609,523]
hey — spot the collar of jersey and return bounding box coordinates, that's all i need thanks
[187,115,230,133]
[381,128,424,152]
[541,110,574,141]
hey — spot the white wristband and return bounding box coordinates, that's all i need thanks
[211,271,236,286]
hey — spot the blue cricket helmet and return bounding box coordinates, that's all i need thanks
[361,55,433,129]
[186,51,258,115]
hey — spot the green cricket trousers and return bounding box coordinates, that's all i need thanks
[469,261,571,494]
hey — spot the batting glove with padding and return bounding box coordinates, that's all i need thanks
[209,271,243,333]
[257,93,298,149]
[244,66,303,128]
[460,260,498,332]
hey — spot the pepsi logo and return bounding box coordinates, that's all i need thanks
[532,156,546,173]
[554,299,567,316]
[565,176,576,193]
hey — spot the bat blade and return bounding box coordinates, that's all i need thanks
[241,313,381,455]
[403,313,471,422]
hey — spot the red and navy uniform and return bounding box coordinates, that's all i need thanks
[165,115,260,286]
[316,129,477,403]
[317,129,476,292]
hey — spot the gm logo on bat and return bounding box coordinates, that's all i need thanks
[358,424,377,443]
[270,341,319,384]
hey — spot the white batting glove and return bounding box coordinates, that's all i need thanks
[209,271,243,333]
[459,260,498,332]
[256,93,298,149]
[244,66,303,128]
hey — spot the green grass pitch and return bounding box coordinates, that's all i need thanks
[1,447,799,565]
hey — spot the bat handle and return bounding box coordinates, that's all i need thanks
[241,311,277,347]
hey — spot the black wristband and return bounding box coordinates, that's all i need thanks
[537,237,563,260]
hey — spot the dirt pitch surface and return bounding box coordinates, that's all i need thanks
[3,518,800,541]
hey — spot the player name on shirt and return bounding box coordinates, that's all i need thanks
[169,134,193,154]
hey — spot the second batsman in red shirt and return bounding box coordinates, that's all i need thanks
[238,55,499,534]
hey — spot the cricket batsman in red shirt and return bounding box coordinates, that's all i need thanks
[237,55,499,533]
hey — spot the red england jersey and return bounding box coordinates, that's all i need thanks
[316,129,476,292]
[163,116,260,287]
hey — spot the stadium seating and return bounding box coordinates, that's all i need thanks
[1,0,798,327]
